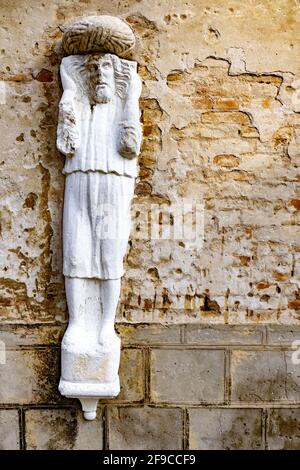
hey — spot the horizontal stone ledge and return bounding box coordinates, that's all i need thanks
[1,323,300,347]
[185,324,265,345]
[105,403,300,409]
[0,404,78,410]
[105,398,300,407]
[267,325,300,345]
[2,402,300,410]
[225,402,300,408]
[2,343,300,353]
[124,345,300,351]
[0,324,66,346]
[116,323,182,345]
[147,400,227,406]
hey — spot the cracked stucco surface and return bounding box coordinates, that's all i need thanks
[0,0,299,324]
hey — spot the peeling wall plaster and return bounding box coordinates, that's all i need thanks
[0,0,299,324]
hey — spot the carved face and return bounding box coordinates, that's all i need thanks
[87,54,116,104]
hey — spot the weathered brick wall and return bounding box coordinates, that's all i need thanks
[0,0,300,450]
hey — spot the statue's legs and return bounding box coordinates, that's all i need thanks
[60,276,121,416]
[98,278,121,349]
[64,276,121,350]
[63,277,88,348]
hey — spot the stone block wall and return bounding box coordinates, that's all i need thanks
[1,324,300,449]
[0,0,300,451]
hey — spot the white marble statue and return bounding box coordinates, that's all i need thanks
[56,16,142,420]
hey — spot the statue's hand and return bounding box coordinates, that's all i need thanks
[56,101,80,157]
[119,123,141,160]
[57,125,80,157]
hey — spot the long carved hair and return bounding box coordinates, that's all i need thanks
[60,53,137,104]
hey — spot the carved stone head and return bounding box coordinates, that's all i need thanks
[60,52,137,109]
[86,54,115,104]
[84,52,133,105]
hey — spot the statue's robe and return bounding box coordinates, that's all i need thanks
[58,55,141,279]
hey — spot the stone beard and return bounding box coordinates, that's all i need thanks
[56,52,142,419]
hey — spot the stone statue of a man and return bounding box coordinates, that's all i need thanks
[56,32,142,418]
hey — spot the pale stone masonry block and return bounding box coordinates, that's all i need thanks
[189,408,263,450]
[151,349,225,403]
[25,408,103,450]
[185,325,264,345]
[0,349,60,404]
[0,325,65,347]
[116,323,181,345]
[267,326,300,346]
[0,410,20,450]
[231,351,300,402]
[108,406,183,450]
[112,348,144,403]
[267,409,300,450]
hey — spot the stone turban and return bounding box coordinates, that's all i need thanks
[62,15,136,58]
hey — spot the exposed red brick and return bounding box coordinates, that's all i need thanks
[213,98,239,110]
[35,69,53,82]
[213,154,240,168]
[272,271,290,281]
[288,300,300,310]
[135,181,152,195]
[289,199,300,210]
[256,282,271,290]
[201,111,250,125]
[239,256,251,266]
[191,96,213,110]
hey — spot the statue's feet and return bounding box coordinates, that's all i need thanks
[98,325,119,353]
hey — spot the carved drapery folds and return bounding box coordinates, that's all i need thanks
[56,16,142,420]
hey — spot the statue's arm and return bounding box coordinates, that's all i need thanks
[56,59,80,158]
[56,90,80,158]
[119,120,142,160]
[119,73,142,160]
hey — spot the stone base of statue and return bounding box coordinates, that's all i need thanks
[59,380,120,420]
[59,334,121,419]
